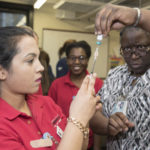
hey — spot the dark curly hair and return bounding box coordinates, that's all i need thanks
[58,39,76,59]
[65,40,91,58]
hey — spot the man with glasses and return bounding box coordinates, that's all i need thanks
[91,26,150,149]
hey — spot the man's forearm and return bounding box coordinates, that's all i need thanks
[90,110,109,135]
[139,9,150,33]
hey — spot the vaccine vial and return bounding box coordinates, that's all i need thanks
[96,34,103,45]
[90,34,103,74]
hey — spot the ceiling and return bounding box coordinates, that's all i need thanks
[0,0,150,30]
[0,0,150,8]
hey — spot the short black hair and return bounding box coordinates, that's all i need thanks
[120,26,150,41]
[0,26,34,70]
[65,40,91,58]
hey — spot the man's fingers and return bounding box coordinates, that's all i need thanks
[108,124,119,136]
[95,100,102,110]
[100,5,114,35]
[126,121,135,128]
[95,4,117,35]
[95,7,106,34]
[115,112,134,129]
[109,117,123,132]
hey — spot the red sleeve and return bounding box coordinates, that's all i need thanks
[94,78,103,93]
[0,129,26,150]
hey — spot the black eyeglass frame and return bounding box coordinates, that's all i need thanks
[67,55,88,63]
[120,45,150,57]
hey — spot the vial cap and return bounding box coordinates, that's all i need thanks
[97,35,103,41]
[96,41,101,45]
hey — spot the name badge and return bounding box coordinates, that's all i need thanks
[30,138,53,148]
[112,101,128,115]
[57,126,64,138]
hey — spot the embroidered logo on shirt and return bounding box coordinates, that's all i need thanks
[56,126,64,138]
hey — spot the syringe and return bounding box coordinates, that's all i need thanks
[90,35,103,74]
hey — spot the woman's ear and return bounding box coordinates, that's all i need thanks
[0,66,7,80]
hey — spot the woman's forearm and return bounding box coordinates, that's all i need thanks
[57,122,84,150]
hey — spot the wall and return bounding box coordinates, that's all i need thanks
[33,3,91,47]
[43,29,109,78]
[108,30,124,69]
[109,30,120,57]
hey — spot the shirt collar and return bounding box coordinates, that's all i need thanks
[0,98,22,120]
[64,71,89,86]
[0,95,44,121]
[123,64,150,86]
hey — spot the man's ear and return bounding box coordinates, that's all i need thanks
[0,66,7,80]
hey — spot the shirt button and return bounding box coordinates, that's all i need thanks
[27,120,31,124]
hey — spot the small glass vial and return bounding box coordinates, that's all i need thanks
[96,34,103,45]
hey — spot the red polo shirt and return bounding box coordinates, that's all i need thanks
[48,71,103,149]
[48,71,103,117]
[0,95,67,150]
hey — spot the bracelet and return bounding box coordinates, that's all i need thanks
[67,117,89,139]
[133,8,141,26]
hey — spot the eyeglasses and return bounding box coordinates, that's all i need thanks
[68,55,87,62]
[120,45,150,57]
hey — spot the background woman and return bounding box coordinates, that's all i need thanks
[49,40,103,150]
[56,39,76,78]
[39,49,55,95]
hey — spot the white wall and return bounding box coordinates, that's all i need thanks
[33,3,91,47]
[43,29,109,78]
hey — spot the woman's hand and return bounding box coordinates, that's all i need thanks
[95,4,137,36]
[69,73,101,126]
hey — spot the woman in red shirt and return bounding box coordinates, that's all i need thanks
[0,26,100,150]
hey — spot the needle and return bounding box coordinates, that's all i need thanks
[91,46,99,74]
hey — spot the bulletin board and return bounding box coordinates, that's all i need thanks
[42,28,109,78]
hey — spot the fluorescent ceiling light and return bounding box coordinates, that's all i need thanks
[34,0,47,9]
[53,0,66,9]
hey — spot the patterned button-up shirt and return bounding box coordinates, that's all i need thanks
[97,64,150,150]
